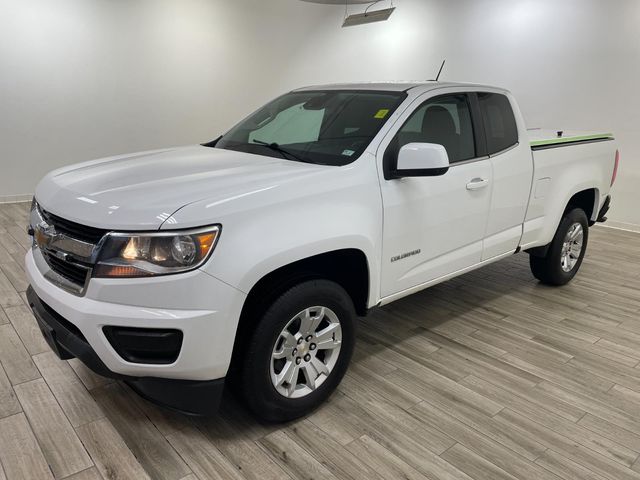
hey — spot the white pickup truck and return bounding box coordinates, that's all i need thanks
[25,82,619,421]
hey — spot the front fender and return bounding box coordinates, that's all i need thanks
[177,159,384,309]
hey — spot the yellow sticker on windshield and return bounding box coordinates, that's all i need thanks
[374,109,390,119]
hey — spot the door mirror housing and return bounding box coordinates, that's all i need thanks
[393,143,450,178]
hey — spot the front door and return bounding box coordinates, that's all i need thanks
[378,91,493,298]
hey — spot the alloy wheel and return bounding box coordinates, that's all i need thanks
[270,306,342,399]
[560,222,584,272]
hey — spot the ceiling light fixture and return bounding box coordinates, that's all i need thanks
[342,0,395,27]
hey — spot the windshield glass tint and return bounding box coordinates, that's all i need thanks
[216,90,406,166]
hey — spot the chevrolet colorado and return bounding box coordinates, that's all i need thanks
[25,82,619,421]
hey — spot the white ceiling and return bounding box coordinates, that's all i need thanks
[299,0,375,4]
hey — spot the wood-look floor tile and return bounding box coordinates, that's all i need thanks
[90,383,190,480]
[0,242,14,264]
[340,374,457,456]
[496,408,640,480]
[258,430,340,480]
[283,420,383,480]
[441,443,520,480]
[345,362,422,410]
[460,374,586,424]
[490,386,639,468]
[501,352,615,393]
[5,224,29,252]
[4,304,48,356]
[0,233,23,258]
[166,427,246,480]
[76,418,151,480]
[14,378,92,478]
[0,269,22,309]
[568,354,640,392]
[195,413,288,480]
[535,449,608,480]
[596,338,640,363]
[419,330,544,388]
[0,413,53,480]
[67,359,114,390]
[408,402,561,480]
[385,366,504,417]
[63,467,104,480]
[120,383,192,437]
[578,413,640,453]
[0,363,20,420]
[0,261,28,294]
[536,381,640,436]
[325,389,457,473]
[32,352,104,427]
[345,435,434,480]
[0,323,40,385]
[306,390,370,446]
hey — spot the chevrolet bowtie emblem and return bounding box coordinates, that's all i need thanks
[34,223,56,249]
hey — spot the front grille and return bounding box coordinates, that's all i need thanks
[40,209,107,244]
[42,250,90,287]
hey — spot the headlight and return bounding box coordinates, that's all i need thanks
[94,226,221,278]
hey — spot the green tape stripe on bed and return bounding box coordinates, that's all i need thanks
[530,133,614,148]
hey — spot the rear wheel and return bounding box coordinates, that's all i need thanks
[238,279,355,422]
[530,208,589,286]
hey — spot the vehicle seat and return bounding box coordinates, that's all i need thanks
[421,106,460,162]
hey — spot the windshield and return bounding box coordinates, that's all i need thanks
[215,90,407,166]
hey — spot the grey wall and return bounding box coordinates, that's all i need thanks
[1,0,638,227]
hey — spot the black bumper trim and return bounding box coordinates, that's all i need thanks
[26,286,224,416]
[597,195,611,223]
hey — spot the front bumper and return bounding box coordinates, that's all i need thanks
[25,247,247,415]
[27,286,223,415]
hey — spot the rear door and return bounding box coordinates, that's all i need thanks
[477,91,534,259]
[378,90,493,298]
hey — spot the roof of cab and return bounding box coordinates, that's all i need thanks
[292,81,506,93]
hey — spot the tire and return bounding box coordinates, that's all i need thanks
[530,208,589,286]
[238,279,356,422]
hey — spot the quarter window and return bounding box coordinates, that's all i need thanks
[477,92,518,154]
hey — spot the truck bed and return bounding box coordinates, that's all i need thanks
[528,129,614,150]
[520,128,617,251]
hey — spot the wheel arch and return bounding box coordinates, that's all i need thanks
[227,248,370,377]
[527,187,598,258]
[566,187,599,224]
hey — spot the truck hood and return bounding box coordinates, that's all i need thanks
[35,145,327,230]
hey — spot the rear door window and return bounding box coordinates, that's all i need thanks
[477,93,518,154]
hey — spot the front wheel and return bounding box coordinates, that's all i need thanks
[530,208,589,286]
[238,280,355,422]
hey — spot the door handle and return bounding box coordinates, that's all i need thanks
[466,178,489,191]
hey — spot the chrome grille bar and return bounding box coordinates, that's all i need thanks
[29,202,106,296]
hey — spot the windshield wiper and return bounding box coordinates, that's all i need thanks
[251,139,311,164]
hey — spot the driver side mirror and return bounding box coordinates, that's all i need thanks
[392,143,450,178]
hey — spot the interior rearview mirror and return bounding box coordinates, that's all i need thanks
[393,143,450,178]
